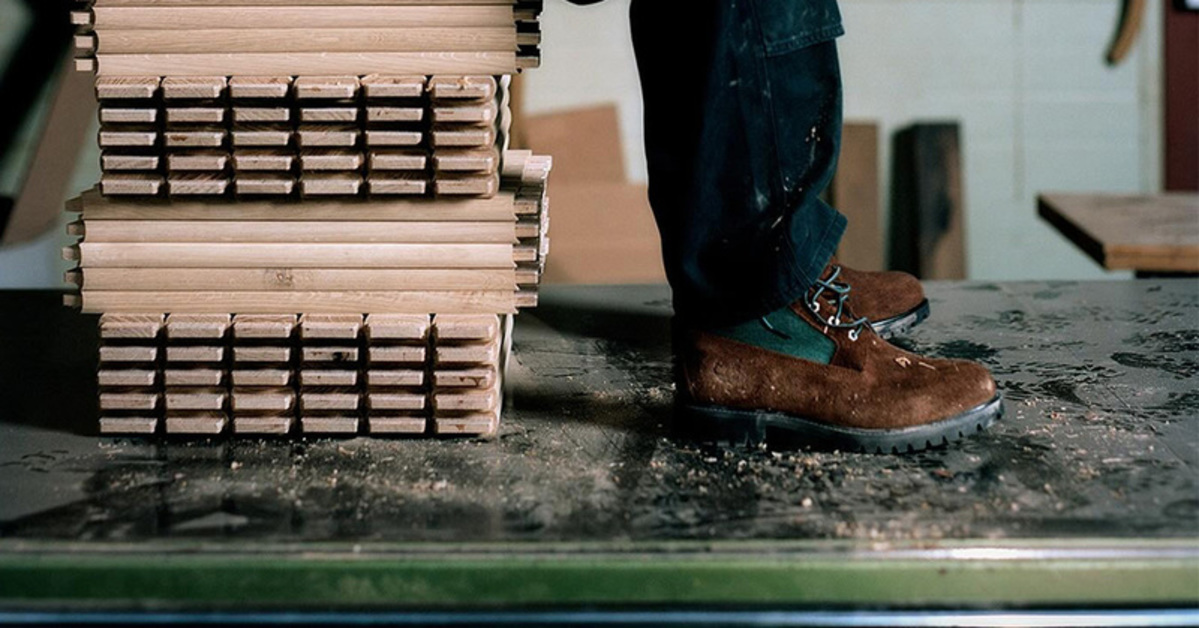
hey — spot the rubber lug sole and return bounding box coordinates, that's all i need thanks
[676,393,1003,454]
[870,299,930,339]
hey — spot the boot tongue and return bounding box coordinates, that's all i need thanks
[789,294,872,370]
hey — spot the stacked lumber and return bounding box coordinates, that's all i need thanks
[72,0,542,76]
[94,74,513,198]
[65,154,548,313]
[96,313,510,436]
[64,2,553,438]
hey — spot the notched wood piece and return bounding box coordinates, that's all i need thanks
[166,313,230,339]
[165,414,227,435]
[235,174,296,195]
[300,107,359,123]
[433,148,499,173]
[361,75,426,99]
[233,416,293,435]
[232,127,292,147]
[300,150,365,171]
[98,369,158,388]
[365,313,429,341]
[366,106,423,123]
[296,125,359,148]
[366,369,424,388]
[434,410,498,436]
[368,150,427,171]
[100,313,164,339]
[433,365,496,389]
[165,388,226,411]
[229,76,292,100]
[366,172,427,195]
[164,368,225,387]
[435,341,499,366]
[166,107,226,124]
[167,174,230,196]
[233,107,291,123]
[161,76,227,100]
[300,370,359,387]
[100,108,158,124]
[102,153,160,171]
[366,345,427,364]
[300,416,359,434]
[428,76,497,101]
[164,128,226,148]
[99,345,159,363]
[95,76,159,100]
[100,416,158,435]
[433,314,499,341]
[294,76,359,100]
[300,391,360,411]
[432,100,498,124]
[367,391,426,411]
[232,369,293,387]
[232,388,296,412]
[302,345,360,364]
[367,417,426,434]
[99,128,158,148]
[233,150,294,171]
[166,345,225,363]
[101,173,164,195]
[232,314,296,339]
[167,151,230,172]
[435,388,499,412]
[234,345,292,363]
[300,314,363,340]
[300,173,362,196]
[100,391,159,411]
[364,129,423,147]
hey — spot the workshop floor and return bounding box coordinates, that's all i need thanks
[0,280,1195,543]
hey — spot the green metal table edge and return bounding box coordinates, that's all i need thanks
[0,538,1195,609]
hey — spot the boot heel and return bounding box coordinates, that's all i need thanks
[674,403,768,448]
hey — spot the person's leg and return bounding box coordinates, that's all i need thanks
[630,0,846,328]
[629,0,1003,452]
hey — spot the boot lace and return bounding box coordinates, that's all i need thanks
[804,266,869,342]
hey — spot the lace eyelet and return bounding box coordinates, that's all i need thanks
[810,301,820,314]
[848,328,861,342]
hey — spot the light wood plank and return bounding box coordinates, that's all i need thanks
[80,220,515,243]
[97,52,516,77]
[77,188,516,222]
[95,27,517,54]
[90,6,515,29]
[79,268,517,292]
[76,242,515,268]
[81,290,518,313]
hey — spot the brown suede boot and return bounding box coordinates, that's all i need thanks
[675,272,1002,453]
[826,261,930,339]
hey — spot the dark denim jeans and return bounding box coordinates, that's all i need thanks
[629,0,847,327]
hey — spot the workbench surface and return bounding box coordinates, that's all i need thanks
[0,281,1196,614]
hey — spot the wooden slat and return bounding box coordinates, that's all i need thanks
[300,313,362,340]
[96,52,517,77]
[163,369,224,387]
[76,242,515,268]
[92,0,520,6]
[89,6,516,29]
[229,76,291,99]
[165,414,227,435]
[368,417,427,435]
[1038,193,1199,273]
[99,313,163,338]
[81,290,518,313]
[231,369,292,387]
[99,417,158,435]
[366,369,425,387]
[81,220,515,243]
[77,188,516,221]
[79,267,517,291]
[365,314,430,340]
[96,28,517,54]
[433,314,499,341]
[166,313,230,339]
[232,416,294,435]
[232,313,296,339]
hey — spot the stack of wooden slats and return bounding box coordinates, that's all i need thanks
[93,74,514,198]
[73,0,541,76]
[94,312,512,436]
[65,0,552,438]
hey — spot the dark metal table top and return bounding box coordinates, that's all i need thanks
[0,281,1196,612]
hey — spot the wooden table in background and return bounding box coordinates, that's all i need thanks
[1039,192,1199,275]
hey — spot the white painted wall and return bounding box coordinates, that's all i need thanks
[523,0,1163,280]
